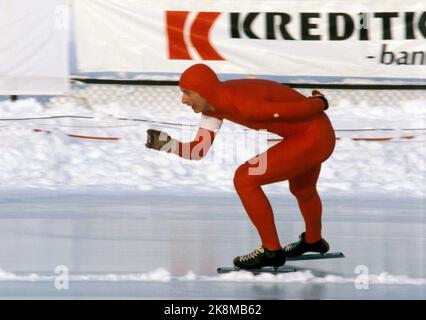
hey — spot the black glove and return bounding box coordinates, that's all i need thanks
[146,129,173,152]
[311,90,329,110]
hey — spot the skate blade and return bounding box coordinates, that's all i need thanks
[286,252,345,261]
[217,266,297,274]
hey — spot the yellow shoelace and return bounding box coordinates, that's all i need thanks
[239,246,265,262]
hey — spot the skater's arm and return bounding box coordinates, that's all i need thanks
[146,115,222,160]
[172,115,222,160]
[171,127,216,160]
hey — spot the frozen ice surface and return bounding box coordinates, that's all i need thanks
[0,190,424,299]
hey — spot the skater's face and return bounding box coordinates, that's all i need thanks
[180,89,213,113]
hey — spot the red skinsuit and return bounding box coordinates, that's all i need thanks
[176,64,335,250]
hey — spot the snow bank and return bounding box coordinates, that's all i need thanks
[0,96,424,198]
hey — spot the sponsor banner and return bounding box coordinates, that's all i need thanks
[74,0,425,80]
[0,0,69,94]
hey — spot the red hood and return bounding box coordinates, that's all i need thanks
[179,64,229,113]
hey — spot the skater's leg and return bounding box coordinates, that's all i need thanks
[233,137,319,250]
[233,176,281,250]
[289,165,323,243]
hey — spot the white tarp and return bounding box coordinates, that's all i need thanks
[74,0,425,81]
[0,0,69,95]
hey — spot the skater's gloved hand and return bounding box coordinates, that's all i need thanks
[310,90,329,110]
[146,129,174,153]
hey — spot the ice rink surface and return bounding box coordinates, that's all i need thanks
[0,190,424,299]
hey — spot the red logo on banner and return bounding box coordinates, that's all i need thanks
[165,11,224,60]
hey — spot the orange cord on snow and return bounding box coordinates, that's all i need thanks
[33,129,121,141]
[268,135,416,142]
[33,128,417,142]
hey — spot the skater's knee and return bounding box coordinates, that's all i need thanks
[233,164,258,190]
[289,184,318,200]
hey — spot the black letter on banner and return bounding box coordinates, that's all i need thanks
[374,12,399,40]
[358,13,369,40]
[301,13,321,40]
[329,13,354,40]
[266,13,295,40]
[380,44,394,64]
[419,12,426,38]
[412,52,425,65]
[243,12,260,39]
[405,12,415,39]
[230,13,241,38]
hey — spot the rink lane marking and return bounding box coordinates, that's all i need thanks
[32,128,417,142]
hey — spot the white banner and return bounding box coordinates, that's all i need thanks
[0,0,69,95]
[75,0,426,81]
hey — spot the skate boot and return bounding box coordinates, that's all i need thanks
[233,246,286,269]
[283,232,329,258]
